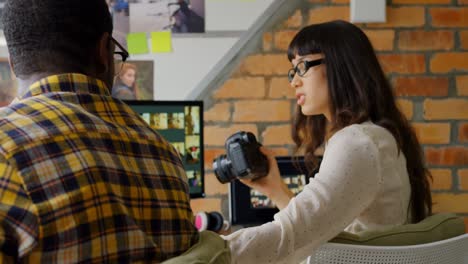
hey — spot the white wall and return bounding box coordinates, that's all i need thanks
[206,0,274,31]
[0,0,275,100]
[131,37,238,100]
[131,0,275,100]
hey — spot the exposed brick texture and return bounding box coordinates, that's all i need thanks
[457,75,468,96]
[308,6,350,24]
[432,194,468,213]
[213,77,266,99]
[364,30,395,51]
[393,0,451,3]
[429,169,452,190]
[239,54,290,75]
[204,173,229,196]
[398,30,454,51]
[423,99,468,120]
[379,54,426,74]
[461,31,468,50]
[430,8,468,27]
[204,148,225,171]
[308,0,328,3]
[425,147,468,166]
[459,169,468,191]
[394,77,449,97]
[412,122,451,144]
[263,32,273,52]
[233,100,291,122]
[205,103,231,122]
[459,123,468,143]
[274,31,299,51]
[397,99,414,120]
[367,7,425,28]
[283,10,303,28]
[262,124,294,145]
[204,124,258,146]
[190,198,222,214]
[269,77,295,99]
[430,52,468,73]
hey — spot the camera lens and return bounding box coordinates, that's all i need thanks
[213,154,235,184]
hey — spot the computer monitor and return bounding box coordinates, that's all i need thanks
[125,100,205,198]
[229,156,321,225]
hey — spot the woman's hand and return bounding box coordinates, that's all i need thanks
[240,147,294,210]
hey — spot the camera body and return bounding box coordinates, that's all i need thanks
[213,131,269,184]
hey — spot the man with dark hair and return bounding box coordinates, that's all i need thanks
[0,0,199,262]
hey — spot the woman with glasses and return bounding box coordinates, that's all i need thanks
[223,20,432,264]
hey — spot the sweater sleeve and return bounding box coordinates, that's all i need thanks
[223,125,383,264]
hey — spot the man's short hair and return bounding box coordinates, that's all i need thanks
[2,0,113,77]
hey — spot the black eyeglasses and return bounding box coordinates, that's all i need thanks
[111,36,129,75]
[287,58,324,82]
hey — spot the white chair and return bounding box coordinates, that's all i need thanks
[306,233,468,264]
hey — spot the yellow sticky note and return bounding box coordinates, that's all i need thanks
[127,33,149,55]
[151,31,172,53]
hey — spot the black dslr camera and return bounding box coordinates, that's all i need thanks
[213,131,269,184]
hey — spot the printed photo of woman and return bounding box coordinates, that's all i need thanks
[112,60,154,100]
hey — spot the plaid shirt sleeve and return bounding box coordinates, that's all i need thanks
[0,156,39,260]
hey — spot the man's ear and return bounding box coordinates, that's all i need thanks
[96,32,111,74]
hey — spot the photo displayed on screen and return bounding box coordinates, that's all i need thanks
[250,174,307,209]
[131,102,203,197]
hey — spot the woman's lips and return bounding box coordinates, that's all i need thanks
[296,94,305,106]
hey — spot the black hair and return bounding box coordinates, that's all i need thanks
[288,20,432,223]
[2,0,113,77]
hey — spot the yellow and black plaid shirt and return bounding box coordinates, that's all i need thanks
[0,73,199,263]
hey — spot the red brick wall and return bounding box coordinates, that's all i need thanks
[192,0,468,230]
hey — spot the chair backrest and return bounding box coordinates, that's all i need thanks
[330,213,465,246]
[305,213,467,264]
[306,233,468,264]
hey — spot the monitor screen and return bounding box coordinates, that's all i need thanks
[250,173,308,209]
[229,156,321,225]
[125,100,205,198]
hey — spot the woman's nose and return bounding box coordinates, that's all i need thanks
[290,74,301,89]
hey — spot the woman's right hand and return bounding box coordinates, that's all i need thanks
[239,147,294,210]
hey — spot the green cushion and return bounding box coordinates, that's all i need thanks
[330,213,465,246]
[162,231,230,264]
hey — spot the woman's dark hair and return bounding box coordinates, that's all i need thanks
[2,0,113,77]
[288,20,432,223]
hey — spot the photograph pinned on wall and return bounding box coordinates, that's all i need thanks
[112,60,154,100]
[108,0,130,49]
[129,0,205,33]
[0,58,18,107]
